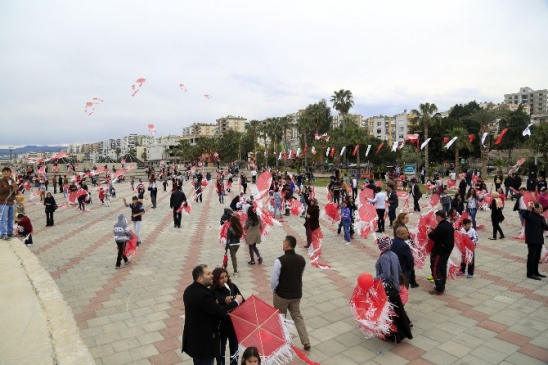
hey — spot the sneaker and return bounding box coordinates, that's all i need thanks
[426,275,434,281]
[125,258,132,265]
[258,257,263,265]
[248,261,255,265]
[467,274,473,279]
[26,244,33,247]
[304,344,311,351]
[0,236,7,240]
[137,241,141,246]
[4,235,11,241]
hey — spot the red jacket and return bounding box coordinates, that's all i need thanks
[17,216,33,233]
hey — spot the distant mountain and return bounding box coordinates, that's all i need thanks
[0,145,66,155]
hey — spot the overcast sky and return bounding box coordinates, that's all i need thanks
[1,0,547,147]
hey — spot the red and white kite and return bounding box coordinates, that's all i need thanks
[84,97,103,115]
[179,83,187,92]
[204,94,212,99]
[147,123,156,136]
[350,274,395,339]
[131,77,146,97]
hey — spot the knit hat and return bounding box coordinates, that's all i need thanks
[377,236,392,253]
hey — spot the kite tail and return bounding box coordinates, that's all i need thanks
[291,345,320,365]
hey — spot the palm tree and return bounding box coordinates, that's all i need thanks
[468,104,508,176]
[330,90,354,131]
[410,102,438,171]
[448,127,472,172]
[246,120,261,164]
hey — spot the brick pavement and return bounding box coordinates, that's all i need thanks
[14,179,548,364]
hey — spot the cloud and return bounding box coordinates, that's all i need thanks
[0,0,547,146]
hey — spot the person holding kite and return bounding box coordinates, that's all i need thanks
[182,265,243,364]
[523,202,548,280]
[374,236,413,343]
[226,215,243,275]
[270,235,311,351]
[427,211,455,294]
[113,214,132,269]
[211,267,245,365]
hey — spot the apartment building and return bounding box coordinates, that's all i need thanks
[366,111,413,144]
[504,87,548,115]
[331,113,364,129]
[216,115,247,135]
[181,123,217,144]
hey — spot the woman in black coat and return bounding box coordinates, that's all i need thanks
[489,192,505,240]
[523,202,548,280]
[211,267,244,365]
[44,192,57,227]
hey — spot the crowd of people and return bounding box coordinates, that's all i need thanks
[2,159,548,364]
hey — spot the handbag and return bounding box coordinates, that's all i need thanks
[499,213,505,222]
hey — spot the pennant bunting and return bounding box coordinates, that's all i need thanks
[340,146,346,157]
[420,138,431,150]
[352,145,359,156]
[522,123,533,137]
[375,143,384,154]
[391,141,399,152]
[365,145,371,157]
[444,136,458,149]
[481,132,488,147]
[330,146,335,157]
[494,128,509,145]
[468,134,474,143]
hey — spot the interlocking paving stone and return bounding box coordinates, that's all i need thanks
[13,177,548,364]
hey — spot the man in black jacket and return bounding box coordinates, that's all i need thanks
[410,179,422,212]
[170,186,187,228]
[523,203,548,280]
[391,226,415,286]
[427,210,455,294]
[270,235,310,351]
[182,265,242,365]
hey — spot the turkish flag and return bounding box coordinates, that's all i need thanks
[468,134,474,143]
[443,136,449,143]
[352,145,359,156]
[330,147,335,157]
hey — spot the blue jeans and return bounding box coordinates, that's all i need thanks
[0,204,15,237]
[467,208,477,229]
[343,220,351,242]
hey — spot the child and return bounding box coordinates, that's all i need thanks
[440,188,451,213]
[241,346,261,365]
[399,272,409,304]
[110,184,116,198]
[99,188,105,204]
[459,218,478,278]
[340,201,351,243]
[15,213,33,247]
[284,199,291,216]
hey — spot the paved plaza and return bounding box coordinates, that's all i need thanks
[2,177,548,365]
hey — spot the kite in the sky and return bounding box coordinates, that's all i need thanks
[131,77,146,97]
[147,123,156,136]
[179,83,187,92]
[204,94,212,99]
[84,97,103,116]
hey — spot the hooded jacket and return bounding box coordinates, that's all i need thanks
[113,214,131,243]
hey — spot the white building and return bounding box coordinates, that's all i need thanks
[504,87,548,115]
[367,111,413,144]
